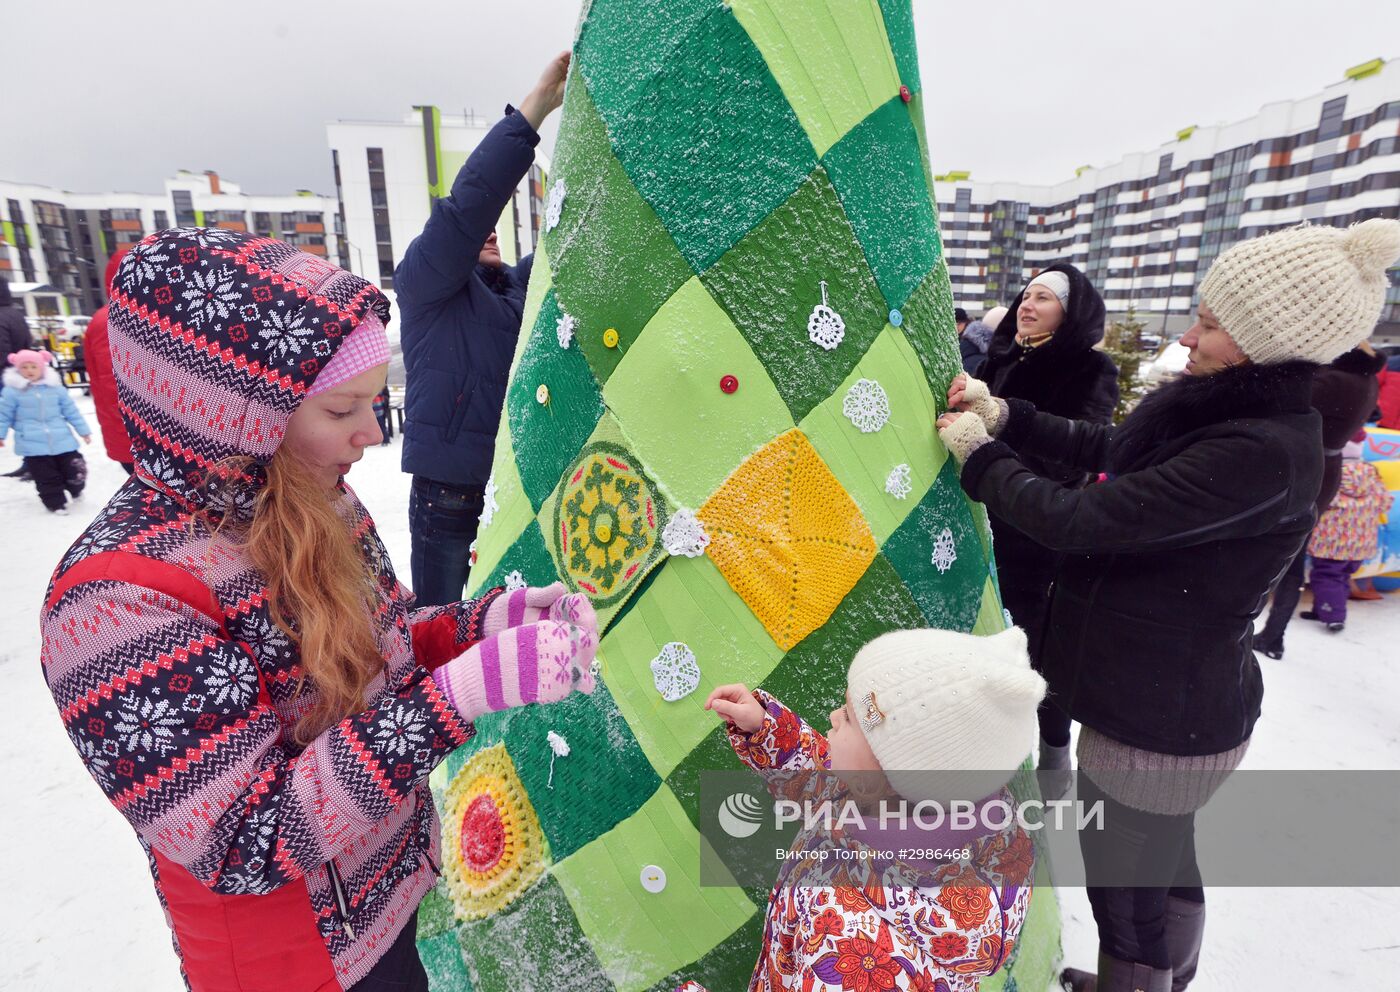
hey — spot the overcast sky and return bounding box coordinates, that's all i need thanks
[4,0,1396,196]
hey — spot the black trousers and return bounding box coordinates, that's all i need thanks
[998,556,1072,747]
[1256,540,1309,647]
[25,452,85,510]
[1078,772,1205,969]
[348,912,428,991]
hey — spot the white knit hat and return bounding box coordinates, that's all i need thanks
[982,305,1009,332]
[1199,218,1400,365]
[847,627,1047,805]
[1026,271,1070,310]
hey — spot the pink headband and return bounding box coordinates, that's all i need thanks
[307,314,390,396]
[8,349,54,367]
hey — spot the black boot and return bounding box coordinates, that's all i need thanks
[1097,951,1172,991]
[1060,966,1097,991]
[1253,637,1283,660]
[1062,952,1173,992]
[1300,611,1345,632]
[1164,896,1205,991]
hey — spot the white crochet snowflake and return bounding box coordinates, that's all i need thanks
[479,474,499,529]
[545,179,567,232]
[503,570,527,593]
[556,311,576,349]
[842,378,890,433]
[807,280,845,351]
[931,527,958,574]
[650,642,701,702]
[662,508,710,558]
[885,464,912,500]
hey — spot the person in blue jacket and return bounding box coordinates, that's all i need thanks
[395,52,569,605]
[0,348,92,513]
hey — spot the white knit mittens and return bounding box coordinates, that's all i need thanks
[939,412,993,464]
[960,376,1008,435]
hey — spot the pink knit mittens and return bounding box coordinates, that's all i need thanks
[432,585,599,721]
[480,582,595,640]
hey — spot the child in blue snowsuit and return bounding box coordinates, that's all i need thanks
[0,348,92,513]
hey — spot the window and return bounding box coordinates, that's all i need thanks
[172,190,196,227]
[154,210,169,230]
[1317,96,1347,143]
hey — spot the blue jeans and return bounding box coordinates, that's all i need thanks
[409,477,484,607]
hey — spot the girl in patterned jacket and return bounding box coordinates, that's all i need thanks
[703,627,1046,992]
[39,228,597,992]
[1302,431,1393,631]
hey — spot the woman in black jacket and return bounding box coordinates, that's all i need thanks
[979,263,1119,780]
[936,218,1400,991]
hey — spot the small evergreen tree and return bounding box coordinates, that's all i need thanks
[1102,308,1150,423]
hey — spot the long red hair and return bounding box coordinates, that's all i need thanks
[230,451,385,744]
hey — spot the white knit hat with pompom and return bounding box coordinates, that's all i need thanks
[1199,218,1400,365]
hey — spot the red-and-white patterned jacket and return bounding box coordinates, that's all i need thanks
[40,228,501,991]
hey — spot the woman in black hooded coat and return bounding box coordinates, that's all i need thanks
[979,262,1118,769]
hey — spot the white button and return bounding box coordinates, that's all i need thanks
[639,864,667,894]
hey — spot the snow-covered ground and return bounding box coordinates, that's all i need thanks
[2,389,1398,991]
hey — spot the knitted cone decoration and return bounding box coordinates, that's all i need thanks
[419,3,1063,989]
[1199,218,1400,365]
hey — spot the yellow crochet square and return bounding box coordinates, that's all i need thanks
[699,429,877,650]
[442,743,551,921]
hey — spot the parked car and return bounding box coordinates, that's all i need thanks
[1140,338,1190,387]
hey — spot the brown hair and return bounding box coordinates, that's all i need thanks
[234,451,385,744]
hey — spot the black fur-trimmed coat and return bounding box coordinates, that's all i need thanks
[960,361,1323,755]
[979,263,1119,635]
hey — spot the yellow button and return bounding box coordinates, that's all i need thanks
[536,384,550,405]
[596,523,613,543]
[602,327,619,348]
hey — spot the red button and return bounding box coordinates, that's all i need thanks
[899,85,912,103]
[720,375,739,394]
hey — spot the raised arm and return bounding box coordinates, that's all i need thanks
[392,53,567,306]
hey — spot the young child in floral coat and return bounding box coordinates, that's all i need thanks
[704,627,1047,992]
[1303,431,1392,630]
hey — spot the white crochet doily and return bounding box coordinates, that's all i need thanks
[807,280,846,351]
[842,378,890,433]
[931,527,957,574]
[503,570,527,593]
[662,509,710,558]
[885,464,912,500]
[545,179,567,232]
[650,642,701,702]
[479,474,499,529]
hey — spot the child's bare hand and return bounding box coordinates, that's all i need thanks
[947,373,971,411]
[82,435,92,445]
[705,683,765,733]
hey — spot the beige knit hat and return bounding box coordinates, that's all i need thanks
[1198,218,1400,365]
[847,627,1046,805]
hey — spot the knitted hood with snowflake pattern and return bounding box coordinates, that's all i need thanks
[109,227,391,512]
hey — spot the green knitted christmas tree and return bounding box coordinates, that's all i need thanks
[416,1,1061,988]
